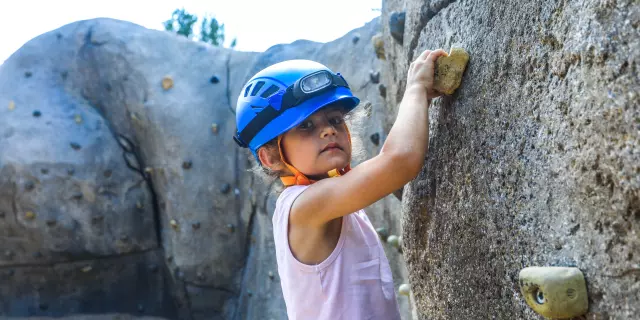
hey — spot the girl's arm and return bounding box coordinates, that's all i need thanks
[291,49,448,227]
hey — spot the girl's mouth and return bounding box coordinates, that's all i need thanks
[321,142,342,153]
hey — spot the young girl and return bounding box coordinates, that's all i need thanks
[234,48,447,319]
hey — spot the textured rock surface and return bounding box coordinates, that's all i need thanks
[380,0,639,319]
[0,17,411,319]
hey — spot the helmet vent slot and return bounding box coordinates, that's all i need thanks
[251,81,265,96]
[244,84,252,97]
[260,85,280,98]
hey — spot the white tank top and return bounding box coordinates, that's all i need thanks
[273,185,401,320]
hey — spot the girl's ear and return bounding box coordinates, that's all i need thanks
[258,147,283,171]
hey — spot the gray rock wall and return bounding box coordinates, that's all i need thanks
[0,17,412,320]
[379,0,639,319]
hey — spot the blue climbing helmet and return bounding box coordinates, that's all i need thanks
[233,60,360,159]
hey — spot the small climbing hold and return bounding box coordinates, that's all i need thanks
[170,219,179,230]
[161,76,174,90]
[24,71,33,78]
[398,283,411,296]
[24,211,36,220]
[378,83,387,98]
[182,160,193,169]
[268,271,274,280]
[71,192,83,200]
[234,188,240,196]
[369,70,380,84]
[24,180,35,191]
[375,227,389,241]
[352,33,360,44]
[389,11,406,43]
[211,123,219,134]
[192,221,201,230]
[45,218,57,226]
[227,223,235,233]
[33,110,42,117]
[210,76,220,84]
[387,235,399,248]
[70,142,81,150]
[518,266,588,319]
[220,183,231,194]
[370,133,380,146]
[136,201,144,210]
[7,100,15,111]
[371,33,385,60]
[81,265,92,273]
[144,167,153,175]
[74,114,82,124]
[247,290,253,297]
[434,47,470,95]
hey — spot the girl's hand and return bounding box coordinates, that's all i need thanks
[406,49,448,100]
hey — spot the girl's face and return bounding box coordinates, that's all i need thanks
[281,106,351,179]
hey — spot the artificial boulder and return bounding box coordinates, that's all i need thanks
[381,0,639,319]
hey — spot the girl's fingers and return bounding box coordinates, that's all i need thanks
[416,49,432,61]
[427,49,448,62]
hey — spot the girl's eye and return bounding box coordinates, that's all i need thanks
[329,116,344,125]
[299,120,314,130]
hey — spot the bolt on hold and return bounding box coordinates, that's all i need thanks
[370,133,380,146]
[74,114,83,124]
[378,84,387,98]
[398,283,410,296]
[170,219,179,230]
[210,76,220,84]
[211,123,219,134]
[519,266,588,319]
[24,211,36,220]
[8,100,15,111]
[182,160,192,169]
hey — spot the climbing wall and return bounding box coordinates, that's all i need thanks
[0,17,413,319]
[378,0,639,319]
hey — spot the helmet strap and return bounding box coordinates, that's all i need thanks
[279,125,352,187]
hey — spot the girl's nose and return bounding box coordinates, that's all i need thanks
[320,122,338,138]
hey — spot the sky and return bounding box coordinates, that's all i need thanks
[0,0,382,63]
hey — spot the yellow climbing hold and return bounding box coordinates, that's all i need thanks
[434,47,470,95]
[74,114,82,124]
[161,76,174,90]
[8,100,15,111]
[519,266,588,319]
[170,219,179,230]
[81,265,92,273]
[211,123,219,134]
[144,167,153,174]
[372,33,385,60]
[398,283,410,296]
[24,211,35,220]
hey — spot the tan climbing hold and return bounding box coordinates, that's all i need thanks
[170,219,179,229]
[24,211,35,220]
[74,114,82,124]
[211,123,219,134]
[434,47,470,95]
[519,266,588,319]
[81,265,92,273]
[8,100,15,111]
[398,283,410,296]
[144,167,153,174]
[161,76,174,90]
[372,33,385,60]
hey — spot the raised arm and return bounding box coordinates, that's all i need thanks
[291,49,448,227]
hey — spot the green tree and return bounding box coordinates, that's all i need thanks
[164,8,235,48]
